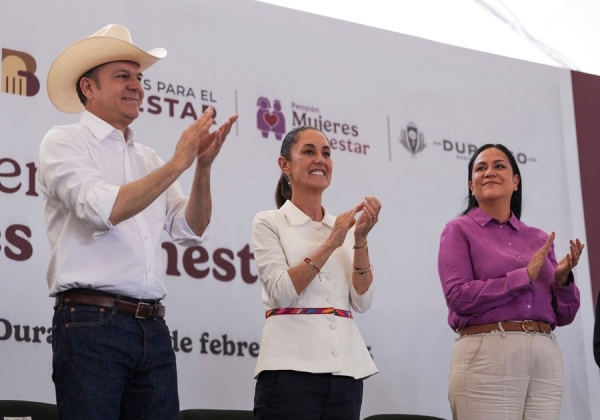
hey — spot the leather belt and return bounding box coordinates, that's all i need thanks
[459,320,552,337]
[56,291,165,319]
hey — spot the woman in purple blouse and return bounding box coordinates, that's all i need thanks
[438,144,585,420]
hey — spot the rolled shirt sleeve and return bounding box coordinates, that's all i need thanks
[38,126,120,234]
[349,282,374,313]
[548,246,580,326]
[252,212,299,308]
[163,176,210,246]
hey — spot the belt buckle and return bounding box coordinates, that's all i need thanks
[135,302,155,319]
[521,320,535,333]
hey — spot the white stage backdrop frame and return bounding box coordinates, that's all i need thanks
[0,1,598,419]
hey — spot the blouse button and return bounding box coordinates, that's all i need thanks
[527,305,531,309]
[500,225,503,228]
[332,350,339,357]
[315,224,322,231]
[508,242,512,246]
[330,324,337,330]
[326,297,333,303]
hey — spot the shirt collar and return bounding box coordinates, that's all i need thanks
[80,110,136,144]
[468,206,520,230]
[280,200,336,228]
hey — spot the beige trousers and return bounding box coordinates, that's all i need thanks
[449,331,563,420]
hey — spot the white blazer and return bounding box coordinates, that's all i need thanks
[252,200,378,379]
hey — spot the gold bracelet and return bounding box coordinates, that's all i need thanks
[352,241,368,250]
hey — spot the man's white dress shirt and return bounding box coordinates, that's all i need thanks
[38,111,208,299]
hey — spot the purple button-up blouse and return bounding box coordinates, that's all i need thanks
[438,207,580,331]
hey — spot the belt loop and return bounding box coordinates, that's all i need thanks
[54,292,65,310]
[497,321,506,339]
[113,295,121,315]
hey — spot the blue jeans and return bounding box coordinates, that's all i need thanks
[254,370,363,420]
[52,293,179,420]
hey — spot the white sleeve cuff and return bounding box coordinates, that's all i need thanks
[350,282,375,313]
[267,270,300,308]
[171,213,211,246]
[88,184,120,238]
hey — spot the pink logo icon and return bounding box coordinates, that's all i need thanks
[257,97,286,140]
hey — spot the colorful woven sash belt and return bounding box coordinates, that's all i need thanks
[265,307,353,319]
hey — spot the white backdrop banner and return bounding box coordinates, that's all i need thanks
[1,1,598,419]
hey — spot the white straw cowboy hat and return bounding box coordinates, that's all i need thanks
[47,24,167,113]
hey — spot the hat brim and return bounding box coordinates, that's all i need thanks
[47,37,166,113]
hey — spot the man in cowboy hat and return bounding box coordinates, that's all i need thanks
[38,24,237,419]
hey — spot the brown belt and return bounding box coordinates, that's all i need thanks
[56,291,165,319]
[459,321,552,337]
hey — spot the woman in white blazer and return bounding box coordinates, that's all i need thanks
[252,126,382,420]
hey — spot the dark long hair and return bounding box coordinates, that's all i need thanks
[462,143,522,219]
[274,126,324,209]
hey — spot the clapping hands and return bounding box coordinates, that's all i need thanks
[555,238,585,286]
[527,232,585,286]
[354,196,382,243]
[327,196,382,249]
